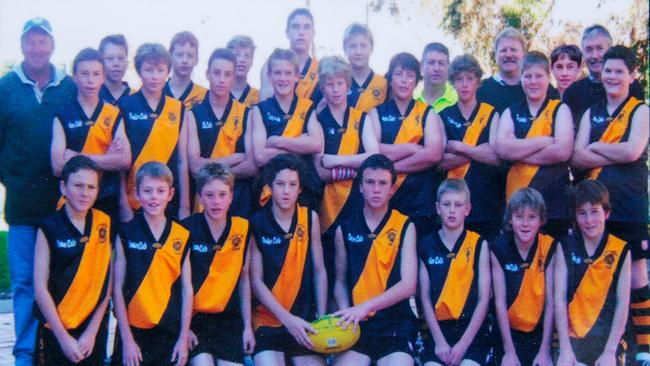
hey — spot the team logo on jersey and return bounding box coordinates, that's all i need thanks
[381,115,396,123]
[168,112,178,123]
[447,117,462,129]
[103,116,112,127]
[604,251,617,268]
[57,239,77,248]
[129,112,149,121]
[593,116,606,124]
[353,119,360,131]
[296,224,306,241]
[309,72,316,81]
[386,230,396,245]
[571,252,582,264]
[516,114,529,124]
[415,115,422,126]
[300,112,306,120]
[201,121,213,129]
[536,255,544,271]
[68,120,83,129]
[153,242,162,249]
[347,233,364,243]
[234,117,240,129]
[173,239,182,252]
[372,88,381,99]
[465,247,472,262]
[428,256,444,265]
[85,120,94,126]
[98,224,108,244]
[328,127,337,135]
[232,234,242,250]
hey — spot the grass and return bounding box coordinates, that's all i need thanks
[0,231,8,293]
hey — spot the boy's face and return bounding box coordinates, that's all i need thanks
[602,59,633,97]
[271,169,301,210]
[171,42,198,79]
[102,43,128,84]
[268,60,299,98]
[390,65,417,101]
[321,75,349,108]
[521,64,550,102]
[60,169,99,213]
[453,71,480,104]
[360,168,394,210]
[232,46,254,79]
[551,54,581,93]
[344,34,372,70]
[74,60,104,99]
[139,60,169,95]
[436,191,470,230]
[576,202,610,242]
[510,207,542,245]
[206,58,235,99]
[286,14,314,54]
[199,179,232,221]
[136,176,174,217]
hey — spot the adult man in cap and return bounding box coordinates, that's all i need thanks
[0,17,76,365]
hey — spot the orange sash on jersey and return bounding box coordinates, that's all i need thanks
[55,209,111,329]
[508,234,554,332]
[193,217,248,314]
[435,230,480,321]
[355,74,387,112]
[127,222,189,329]
[240,87,260,107]
[253,206,309,329]
[126,97,182,210]
[57,103,121,208]
[588,97,642,179]
[319,108,364,231]
[182,83,208,110]
[505,99,560,201]
[447,103,494,179]
[259,99,314,206]
[295,58,319,99]
[392,100,428,192]
[569,234,626,338]
[351,210,408,315]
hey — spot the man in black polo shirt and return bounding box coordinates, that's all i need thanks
[0,18,76,366]
[563,24,645,126]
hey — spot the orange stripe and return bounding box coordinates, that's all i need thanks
[253,206,310,329]
[569,234,626,338]
[182,84,208,110]
[435,230,480,321]
[354,74,387,112]
[508,234,554,332]
[637,334,650,345]
[127,97,182,210]
[295,58,319,99]
[57,209,112,329]
[320,107,363,231]
[127,222,189,329]
[351,210,408,315]
[631,299,650,309]
[632,316,650,326]
[447,103,493,179]
[505,100,560,201]
[241,88,260,107]
[392,100,428,192]
[194,217,248,313]
[588,97,642,179]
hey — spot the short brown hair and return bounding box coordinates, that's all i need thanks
[72,48,104,74]
[448,54,483,82]
[169,31,198,53]
[504,188,547,229]
[286,8,314,30]
[573,179,611,214]
[134,43,171,73]
[521,51,550,75]
[436,179,470,202]
[267,48,300,74]
[227,35,255,51]
[196,162,234,193]
[99,34,128,55]
[136,161,173,191]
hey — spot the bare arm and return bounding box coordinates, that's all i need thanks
[268,112,324,155]
[319,115,380,170]
[520,104,574,165]
[51,118,68,177]
[496,108,553,161]
[239,239,253,332]
[393,111,445,173]
[118,172,134,223]
[490,252,518,361]
[368,107,419,161]
[231,116,259,178]
[419,258,452,363]
[112,237,141,360]
[310,212,328,317]
[536,254,556,362]
[553,244,577,364]
[452,112,501,166]
[599,252,631,363]
[83,120,132,172]
[589,105,649,164]
[333,226,350,310]
[177,115,190,219]
[571,109,612,169]
[251,107,286,166]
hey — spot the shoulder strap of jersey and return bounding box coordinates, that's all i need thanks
[295,58,319,99]
[393,100,429,192]
[355,74,387,112]
[448,103,494,179]
[282,98,313,138]
[210,100,247,159]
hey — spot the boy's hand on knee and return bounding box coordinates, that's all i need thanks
[123,337,142,366]
[171,336,189,366]
[77,330,96,359]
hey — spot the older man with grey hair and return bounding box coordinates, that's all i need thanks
[0,17,76,365]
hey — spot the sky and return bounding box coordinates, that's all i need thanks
[0,0,639,88]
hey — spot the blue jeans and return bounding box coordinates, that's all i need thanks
[8,225,37,366]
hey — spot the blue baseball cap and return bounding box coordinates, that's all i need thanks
[22,17,53,36]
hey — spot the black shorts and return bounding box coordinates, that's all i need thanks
[35,317,108,366]
[571,335,625,365]
[350,330,415,362]
[421,320,490,365]
[511,329,543,366]
[254,326,317,358]
[189,313,245,363]
[112,327,178,365]
[607,221,650,260]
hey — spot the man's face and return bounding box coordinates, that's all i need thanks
[21,29,54,70]
[421,50,449,87]
[495,37,524,75]
[582,34,611,77]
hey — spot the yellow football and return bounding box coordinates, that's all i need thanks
[308,315,361,354]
